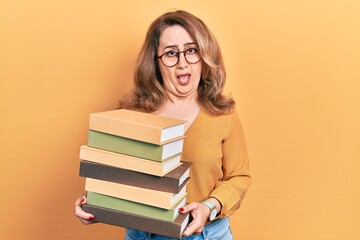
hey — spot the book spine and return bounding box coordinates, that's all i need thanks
[79,161,186,193]
[82,204,189,239]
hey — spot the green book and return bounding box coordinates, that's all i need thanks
[87,191,186,222]
[88,130,184,162]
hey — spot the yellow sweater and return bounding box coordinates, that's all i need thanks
[182,108,251,217]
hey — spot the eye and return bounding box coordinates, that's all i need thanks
[166,50,178,57]
[186,48,198,54]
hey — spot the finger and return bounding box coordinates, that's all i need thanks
[74,194,95,224]
[75,203,94,217]
[80,195,86,205]
[74,205,95,224]
[79,217,95,225]
[179,202,198,214]
[181,215,203,236]
[74,194,86,206]
[74,195,88,216]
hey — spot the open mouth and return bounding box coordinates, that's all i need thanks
[177,73,191,85]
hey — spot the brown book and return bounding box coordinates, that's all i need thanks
[82,204,189,238]
[89,109,186,145]
[80,160,191,193]
[85,178,188,209]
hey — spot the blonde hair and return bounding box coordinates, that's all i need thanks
[119,10,235,115]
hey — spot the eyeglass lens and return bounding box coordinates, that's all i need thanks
[159,49,201,67]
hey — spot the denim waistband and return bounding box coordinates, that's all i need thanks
[124,217,233,240]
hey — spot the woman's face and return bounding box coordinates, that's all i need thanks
[157,25,202,100]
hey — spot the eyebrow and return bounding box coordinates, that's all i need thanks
[163,42,197,51]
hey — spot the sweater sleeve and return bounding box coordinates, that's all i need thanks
[209,110,252,217]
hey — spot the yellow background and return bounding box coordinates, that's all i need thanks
[1,0,359,239]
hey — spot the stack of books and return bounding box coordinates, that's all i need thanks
[78,109,191,238]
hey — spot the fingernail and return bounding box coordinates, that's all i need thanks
[179,207,184,212]
[88,216,94,220]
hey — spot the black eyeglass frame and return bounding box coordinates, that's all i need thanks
[157,49,202,67]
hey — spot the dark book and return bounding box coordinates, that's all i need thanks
[79,160,191,193]
[82,204,189,239]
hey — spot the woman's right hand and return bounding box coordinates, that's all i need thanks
[74,193,95,224]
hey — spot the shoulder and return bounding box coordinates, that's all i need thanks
[200,108,239,132]
[201,107,238,121]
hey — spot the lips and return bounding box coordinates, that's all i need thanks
[177,73,191,85]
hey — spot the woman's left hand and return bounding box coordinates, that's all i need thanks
[179,202,211,237]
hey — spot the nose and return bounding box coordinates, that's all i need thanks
[177,52,188,69]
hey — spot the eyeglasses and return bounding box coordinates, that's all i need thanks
[158,48,202,67]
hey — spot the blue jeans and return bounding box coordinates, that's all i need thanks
[124,217,233,240]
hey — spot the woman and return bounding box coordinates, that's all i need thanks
[74,10,251,240]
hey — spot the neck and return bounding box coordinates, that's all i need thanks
[166,90,198,104]
[155,96,201,131]
[159,98,200,115]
